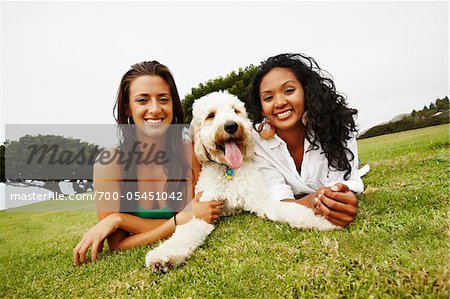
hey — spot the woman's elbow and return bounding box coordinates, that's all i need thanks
[107,239,122,252]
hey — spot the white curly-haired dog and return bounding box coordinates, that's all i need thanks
[145,91,337,273]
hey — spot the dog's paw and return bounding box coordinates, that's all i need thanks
[151,260,173,274]
[290,214,339,231]
[312,216,340,231]
[145,251,173,274]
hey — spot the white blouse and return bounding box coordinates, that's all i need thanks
[252,130,364,202]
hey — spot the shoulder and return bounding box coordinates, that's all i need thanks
[251,130,287,169]
[93,147,122,217]
[93,147,123,180]
[345,132,359,151]
[348,132,358,142]
[252,129,279,149]
[252,129,264,146]
[252,129,269,155]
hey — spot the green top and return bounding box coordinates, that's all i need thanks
[130,204,176,219]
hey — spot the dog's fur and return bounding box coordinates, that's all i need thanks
[145,92,337,273]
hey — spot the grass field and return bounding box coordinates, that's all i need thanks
[1,124,449,298]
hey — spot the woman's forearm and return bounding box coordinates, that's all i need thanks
[102,213,174,251]
[114,213,167,234]
[113,217,177,250]
[282,193,316,209]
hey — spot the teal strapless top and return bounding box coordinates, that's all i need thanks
[130,204,176,219]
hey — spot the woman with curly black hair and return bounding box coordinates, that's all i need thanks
[248,53,363,228]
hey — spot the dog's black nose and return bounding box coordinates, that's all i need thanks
[224,121,238,134]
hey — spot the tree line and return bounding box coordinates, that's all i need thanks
[2,135,99,194]
[358,96,449,139]
[182,65,258,123]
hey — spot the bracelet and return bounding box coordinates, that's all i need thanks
[174,214,177,226]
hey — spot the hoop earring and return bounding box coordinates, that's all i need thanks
[258,117,276,140]
[301,111,308,126]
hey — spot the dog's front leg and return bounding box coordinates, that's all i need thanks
[145,218,215,273]
[246,199,338,231]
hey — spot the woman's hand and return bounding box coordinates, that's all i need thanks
[178,192,224,225]
[314,183,358,228]
[73,213,121,266]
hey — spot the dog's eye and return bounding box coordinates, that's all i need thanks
[234,109,241,114]
[206,112,215,120]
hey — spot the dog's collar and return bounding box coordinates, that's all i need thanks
[221,164,238,180]
[224,166,235,180]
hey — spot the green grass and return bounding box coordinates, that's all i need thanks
[1,124,449,298]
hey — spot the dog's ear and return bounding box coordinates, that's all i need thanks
[243,121,255,160]
[244,138,255,160]
[190,117,209,164]
[188,118,196,141]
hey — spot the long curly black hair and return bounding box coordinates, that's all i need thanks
[248,53,358,179]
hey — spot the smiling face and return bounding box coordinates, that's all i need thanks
[259,67,305,132]
[128,75,173,138]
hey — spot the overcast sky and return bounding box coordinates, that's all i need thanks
[1,1,448,142]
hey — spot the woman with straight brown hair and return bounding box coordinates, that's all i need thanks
[73,61,222,266]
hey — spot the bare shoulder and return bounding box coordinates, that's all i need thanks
[93,147,123,180]
[93,147,122,217]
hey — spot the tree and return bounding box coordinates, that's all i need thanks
[182,64,258,123]
[436,96,449,112]
[5,135,101,195]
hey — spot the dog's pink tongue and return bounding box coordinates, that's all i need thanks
[224,142,243,169]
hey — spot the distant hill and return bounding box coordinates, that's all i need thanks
[358,114,409,137]
[358,96,449,139]
[389,113,410,123]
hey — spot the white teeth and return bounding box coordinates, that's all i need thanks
[276,110,292,118]
[145,119,163,124]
